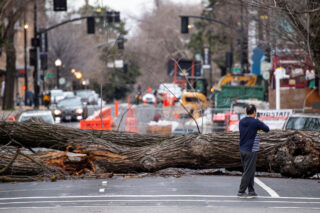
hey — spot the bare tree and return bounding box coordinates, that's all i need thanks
[241,0,320,77]
[0,0,38,109]
[127,2,202,90]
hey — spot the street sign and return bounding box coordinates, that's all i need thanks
[115,60,124,68]
[202,64,211,69]
[232,67,241,74]
[202,47,211,69]
[44,73,53,78]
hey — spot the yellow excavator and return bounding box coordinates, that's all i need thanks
[180,74,258,119]
[217,73,257,88]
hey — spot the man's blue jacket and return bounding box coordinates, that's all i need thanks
[239,117,270,152]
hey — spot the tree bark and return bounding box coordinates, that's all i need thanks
[2,15,16,110]
[0,120,319,178]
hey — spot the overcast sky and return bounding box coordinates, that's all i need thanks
[69,0,203,35]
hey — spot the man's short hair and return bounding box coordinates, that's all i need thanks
[246,104,256,115]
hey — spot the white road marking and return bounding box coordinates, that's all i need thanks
[0,194,319,201]
[102,181,108,186]
[255,177,280,198]
[0,199,320,205]
[269,207,303,209]
[99,188,105,193]
[0,205,319,211]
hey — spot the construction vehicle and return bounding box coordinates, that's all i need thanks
[217,73,258,88]
[181,76,211,119]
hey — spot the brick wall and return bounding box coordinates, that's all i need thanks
[269,88,306,109]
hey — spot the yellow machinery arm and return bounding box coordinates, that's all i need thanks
[218,74,257,88]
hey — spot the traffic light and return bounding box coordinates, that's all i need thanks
[31,38,40,47]
[123,63,128,73]
[106,11,113,23]
[117,36,124,49]
[241,37,248,65]
[53,0,67,11]
[29,48,36,66]
[87,17,95,34]
[265,47,271,62]
[114,11,120,23]
[181,16,189,34]
[225,52,233,68]
[107,11,121,23]
[40,54,48,70]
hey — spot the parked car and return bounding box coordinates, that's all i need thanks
[283,113,320,130]
[10,110,55,124]
[75,90,98,105]
[53,97,88,122]
[50,89,65,104]
[158,83,182,100]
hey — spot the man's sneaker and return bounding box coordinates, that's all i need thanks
[247,192,258,198]
[237,192,247,198]
[248,192,258,197]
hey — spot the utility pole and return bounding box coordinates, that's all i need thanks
[24,20,28,106]
[240,0,244,73]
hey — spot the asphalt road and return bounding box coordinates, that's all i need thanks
[0,176,319,213]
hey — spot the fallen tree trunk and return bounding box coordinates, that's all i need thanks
[0,120,319,178]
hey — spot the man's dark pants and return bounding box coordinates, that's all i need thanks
[238,150,257,193]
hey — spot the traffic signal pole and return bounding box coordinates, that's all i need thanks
[32,12,116,109]
[180,15,245,73]
[34,2,40,108]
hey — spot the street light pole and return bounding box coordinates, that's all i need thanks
[55,59,62,89]
[24,24,28,106]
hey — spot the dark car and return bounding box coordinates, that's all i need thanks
[75,90,98,105]
[53,97,88,122]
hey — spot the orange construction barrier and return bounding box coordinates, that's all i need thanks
[115,101,119,117]
[125,106,137,132]
[80,119,113,130]
[80,107,114,130]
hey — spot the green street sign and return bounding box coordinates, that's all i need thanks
[44,73,53,78]
[232,67,241,74]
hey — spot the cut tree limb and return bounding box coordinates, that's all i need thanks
[0,120,319,178]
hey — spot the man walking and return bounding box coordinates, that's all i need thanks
[237,104,269,198]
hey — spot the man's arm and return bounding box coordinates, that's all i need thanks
[257,119,270,132]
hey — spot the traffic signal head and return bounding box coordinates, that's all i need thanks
[117,36,124,49]
[114,11,120,23]
[87,17,95,34]
[53,0,67,11]
[225,52,233,68]
[106,11,121,23]
[265,47,271,62]
[107,11,113,23]
[123,63,128,73]
[181,16,189,34]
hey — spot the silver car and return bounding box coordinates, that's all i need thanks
[283,113,320,130]
[18,110,55,124]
